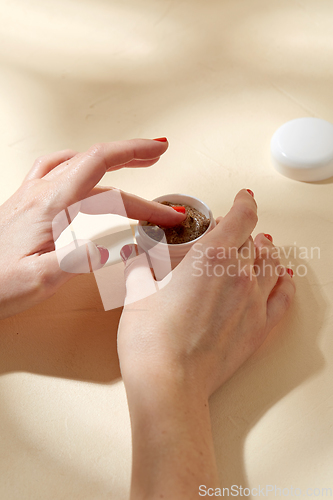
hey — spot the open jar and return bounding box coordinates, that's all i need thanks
[135,193,216,280]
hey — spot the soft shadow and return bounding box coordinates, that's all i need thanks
[306,176,333,185]
[0,273,123,383]
[209,253,326,489]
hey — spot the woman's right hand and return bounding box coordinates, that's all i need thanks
[118,189,296,399]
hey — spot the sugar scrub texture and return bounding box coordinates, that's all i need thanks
[142,201,210,244]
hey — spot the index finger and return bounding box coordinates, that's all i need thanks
[50,139,169,210]
[80,187,187,227]
[209,189,258,248]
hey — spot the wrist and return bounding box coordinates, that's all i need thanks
[125,370,218,500]
[120,355,208,408]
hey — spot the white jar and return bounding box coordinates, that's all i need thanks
[135,193,216,280]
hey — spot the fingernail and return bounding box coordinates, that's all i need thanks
[120,244,133,262]
[264,233,273,243]
[172,206,186,214]
[153,137,168,142]
[97,245,109,265]
[286,268,294,277]
[247,189,254,198]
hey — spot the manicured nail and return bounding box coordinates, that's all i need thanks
[97,245,109,265]
[264,233,273,243]
[286,268,294,277]
[247,189,254,198]
[153,137,168,142]
[172,206,186,214]
[120,244,133,262]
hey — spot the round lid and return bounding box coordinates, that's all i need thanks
[270,117,333,181]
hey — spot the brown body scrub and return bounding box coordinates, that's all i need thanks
[142,201,210,244]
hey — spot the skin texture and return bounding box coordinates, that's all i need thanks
[0,141,296,499]
[118,189,296,499]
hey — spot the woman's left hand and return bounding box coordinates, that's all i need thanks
[0,138,185,319]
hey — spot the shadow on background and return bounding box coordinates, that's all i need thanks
[0,273,123,384]
[209,252,326,488]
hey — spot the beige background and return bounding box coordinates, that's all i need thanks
[0,0,333,498]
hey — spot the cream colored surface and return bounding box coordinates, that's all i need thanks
[0,0,332,498]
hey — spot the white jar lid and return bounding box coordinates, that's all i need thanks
[271,117,333,181]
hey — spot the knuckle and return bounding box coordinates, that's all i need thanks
[241,205,258,225]
[23,178,40,191]
[87,143,106,158]
[61,148,78,157]
[235,269,255,290]
[33,154,47,166]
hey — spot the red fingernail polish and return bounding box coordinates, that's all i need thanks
[97,245,109,265]
[153,137,168,142]
[247,189,254,198]
[120,244,133,262]
[172,206,186,214]
[286,268,294,277]
[264,233,273,243]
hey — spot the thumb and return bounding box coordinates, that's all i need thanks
[120,244,157,305]
[56,239,109,274]
[35,239,109,296]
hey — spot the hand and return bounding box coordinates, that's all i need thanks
[118,189,295,397]
[0,138,186,320]
[118,189,296,499]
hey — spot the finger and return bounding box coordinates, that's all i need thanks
[51,201,81,242]
[105,156,162,171]
[23,149,79,182]
[44,156,163,181]
[55,239,109,274]
[265,270,296,334]
[121,244,157,305]
[210,189,258,248]
[35,239,109,294]
[50,187,186,245]
[254,233,277,259]
[80,187,187,226]
[47,139,169,210]
[238,235,255,264]
[254,233,281,298]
